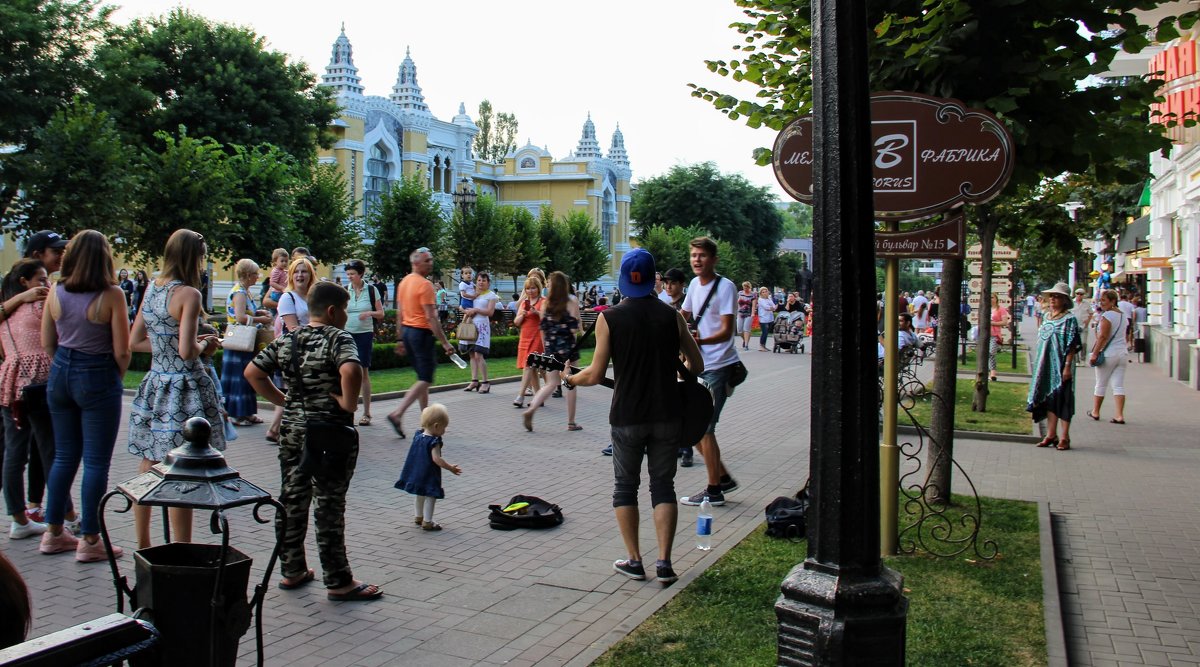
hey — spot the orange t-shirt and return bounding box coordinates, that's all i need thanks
[398,273,435,329]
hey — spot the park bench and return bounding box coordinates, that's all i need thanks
[0,613,158,666]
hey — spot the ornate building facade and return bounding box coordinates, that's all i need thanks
[319,27,633,278]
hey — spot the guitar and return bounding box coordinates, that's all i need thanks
[524,352,713,447]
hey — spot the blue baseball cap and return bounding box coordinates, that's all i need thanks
[618,248,656,298]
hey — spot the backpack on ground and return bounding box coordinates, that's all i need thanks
[488,495,564,530]
[764,480,810,540]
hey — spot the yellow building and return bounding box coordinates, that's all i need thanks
[319,27,634,279]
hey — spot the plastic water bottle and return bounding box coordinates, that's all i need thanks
[696,496,713,550]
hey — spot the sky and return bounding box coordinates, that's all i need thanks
[109,0,793,200]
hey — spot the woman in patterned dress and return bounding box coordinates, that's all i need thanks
[1027,282,1082,451]
[522,271,582,432]
[223,259,273,426]
[127,229,225,548]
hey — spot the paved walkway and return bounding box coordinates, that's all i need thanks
[3,323,1198,665]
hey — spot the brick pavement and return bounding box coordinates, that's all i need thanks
[5,324,1199,666]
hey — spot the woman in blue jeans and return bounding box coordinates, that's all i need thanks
[38,230,131,562]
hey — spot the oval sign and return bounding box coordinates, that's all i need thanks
[772,91,1015,221]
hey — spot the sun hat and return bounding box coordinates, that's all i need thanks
[1042,282,1072,298]
[618,248,656,298]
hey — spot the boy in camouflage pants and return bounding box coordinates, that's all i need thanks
[246,282,383,601]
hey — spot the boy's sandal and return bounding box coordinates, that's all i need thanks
[358,415,372,426]
[278,569,315,590]
[327,583,383,601]
[567,423,583,431]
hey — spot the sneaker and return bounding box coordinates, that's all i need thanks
[25,507,44,523]
[10,520,47,540]
[680,490,724,506]
[601,445,613,456]
[680,453,694,468]
[719,477,739,494]
[76,537,123,562]
[39,529,78,554]
[613,559,646,580]
[656,564,679,586]
[64,517,81,535]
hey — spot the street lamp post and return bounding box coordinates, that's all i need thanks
[453,177,476,218]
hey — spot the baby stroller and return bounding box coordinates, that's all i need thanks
[772,311,807,354]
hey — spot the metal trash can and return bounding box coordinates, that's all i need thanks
[133,543,252,666]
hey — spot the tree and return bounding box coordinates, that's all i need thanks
[447,195,515,276]
[762,251,806,292]
[631,162,784,266]
[713,239,761,286]
[217,143,302,267]
[473,100,519,163]
[538,208,574,278]
[366,175,444,284]
[293,162,361,266]
[0,0,114,218]
[781,202,813,239]
[5,99,139,240]
[563,210,609,286]
[507,206,545,286]
[130,130,234,264]
[88,9,338,159]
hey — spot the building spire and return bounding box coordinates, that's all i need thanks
[575,113,602,159]
[607,122,629,168]
[320,26,364,97]
[390,46,430,115]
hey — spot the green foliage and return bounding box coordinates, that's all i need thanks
[780,202,813,238]
[538,208,575,277]
[564,209,609,285]
[292,162,362,266]
[633,224,701,276]
[130,130,235,263]
[366,175,444,282]
[630,162,784,266]
[5,99,139,239]
[217,143,302,267]
[473,99,519,163]
[713,238,760,286]
[88,8,338,160]
[506,206,545,277]
[448,195,515,275]
[761,251,806,291]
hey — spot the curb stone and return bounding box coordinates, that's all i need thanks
[1040,502,1068,667]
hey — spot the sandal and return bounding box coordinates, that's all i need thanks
[1110,418,1126,425]
[265,431,279,443]
[523,411,534,432]
[1035,435,1058,448]
[246,415,264,424]
[327,582,383,601]
[421,522,443,531]
[1056,438,1071,451]
[478,382,491,394]
[1085,410,1100,421]
[567,423,583,431]
[231,418,254,427]
[358,415,372,426]
[414,517,424,526]
[278,568,315,590]
[513,399,525,408]
[464,381,480,392]
[387,414,405,439]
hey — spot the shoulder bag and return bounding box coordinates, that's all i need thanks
[288,329,358,477]
[223,323,257,352]
[1090,312,1118,367]
[692,275,749,389]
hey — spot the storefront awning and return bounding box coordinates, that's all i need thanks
[1116,215,1150,253]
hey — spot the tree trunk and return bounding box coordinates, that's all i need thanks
[926,255,963,504]
[971,209,998,412]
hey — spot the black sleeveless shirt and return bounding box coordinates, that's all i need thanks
[603,295,682,426]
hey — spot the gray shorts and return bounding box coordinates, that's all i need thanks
[698,364,735,435]
[611,421,681,508]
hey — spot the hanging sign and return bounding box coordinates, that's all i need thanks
[772,91,1015,220]
[874,212,966,258]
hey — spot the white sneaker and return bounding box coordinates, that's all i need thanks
[10,520,48,539]
[64,517,81,535]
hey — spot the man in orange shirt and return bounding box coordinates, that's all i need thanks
[387,247,455,438]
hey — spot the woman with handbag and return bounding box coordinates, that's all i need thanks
[127,229,225,549]
[461,272,499,394]
[1026,282,1082,451]
[1,260,79,541]
[223,259,273,427]
[39,231,131,561]
[266,257,315,442]
[1085,289,1130,424]
[344,260,384,426]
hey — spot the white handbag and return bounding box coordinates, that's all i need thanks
[223,323,257,352]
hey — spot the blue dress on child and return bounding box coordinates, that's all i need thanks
[395,430,444,498]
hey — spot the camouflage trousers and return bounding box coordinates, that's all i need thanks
[276,420,359,589]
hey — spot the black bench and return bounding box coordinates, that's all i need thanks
[0,613,158,666]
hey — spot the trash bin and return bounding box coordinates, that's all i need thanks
[133,543,252,667]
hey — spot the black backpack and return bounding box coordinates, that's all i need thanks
[488,495,564,530]
[764,481,810,540]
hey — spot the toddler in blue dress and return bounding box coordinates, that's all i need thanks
[394,404,461,531]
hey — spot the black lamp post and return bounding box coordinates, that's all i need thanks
[99,417,284,667]
[453,176,476,218]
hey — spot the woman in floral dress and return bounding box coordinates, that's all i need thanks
[128,229,224,548]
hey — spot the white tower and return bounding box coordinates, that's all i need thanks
[389,47,431,115]
[574,112,603,159]
[320,25,364,97]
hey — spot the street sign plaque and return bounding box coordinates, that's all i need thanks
[968,261,1012,276]
[773,92,1015,221]
[875,213,965,258]
[966,243,1019,260]
[969,277,1013,292]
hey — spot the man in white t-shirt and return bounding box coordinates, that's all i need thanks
[679,237,740,506]
[1117,290,1135,345]
[911,290,930,330]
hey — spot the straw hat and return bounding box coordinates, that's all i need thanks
[1041,282,1072,298]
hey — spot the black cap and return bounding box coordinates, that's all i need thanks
[24,230,67,257]
[663,267,688,284]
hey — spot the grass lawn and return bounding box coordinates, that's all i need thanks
[905,378,1032,435]
[957,349,1029,374]
[594,495,1044,667]
[123,350,595,393]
